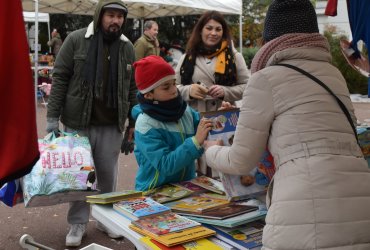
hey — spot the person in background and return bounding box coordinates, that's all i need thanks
[175,11,248,113]
[47,28,63,57]
[46,0,137,247]
[131,55,213,191]
[134,20,160,60]
[204,0,370,249]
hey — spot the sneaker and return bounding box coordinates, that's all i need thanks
[65,223,87,247]
[96,222,123,239]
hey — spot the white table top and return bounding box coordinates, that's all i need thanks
[91,204,149,250]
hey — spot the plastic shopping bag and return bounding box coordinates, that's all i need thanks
[22,132,98,207]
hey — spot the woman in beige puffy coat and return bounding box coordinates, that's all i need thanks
[205,0,370,249]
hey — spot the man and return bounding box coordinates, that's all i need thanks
[47,28,63,56]
[134,20,160,60]
[46,0,137,247]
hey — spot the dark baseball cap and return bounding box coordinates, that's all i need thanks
[103,3,128,13]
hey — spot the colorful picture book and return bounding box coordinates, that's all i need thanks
[113,196,170,220]
[201,109,275,201]
[129,224,216,247]
[141,236,224,250]
[164,196,230,213]
[86,190,142,204]
[132,212,200,235]
[145,184,194,204]
[175,204,258,220]
[204,221,265,250]
[190,176,225,194]
[199,192,229,201]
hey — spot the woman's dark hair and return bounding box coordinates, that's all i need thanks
[186,11,232,57]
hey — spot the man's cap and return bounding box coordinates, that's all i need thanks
[103,3,128,13]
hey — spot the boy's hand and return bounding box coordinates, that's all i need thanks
[190,84,208,99]
[195,118,213,145]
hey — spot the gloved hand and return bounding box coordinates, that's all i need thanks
[121,126,135,155]
[46,117,60,133]
[190,83,208,99]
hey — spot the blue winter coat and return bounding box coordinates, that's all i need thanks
[132,105,203,191]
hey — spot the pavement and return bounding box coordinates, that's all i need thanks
[1,100,369,250]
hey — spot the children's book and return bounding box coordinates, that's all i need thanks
[189,176,225,194]
[129,224,216,247]
[140,236,224,250]
[86,190,142,204]
[164,196,230,213]
[208,236,236,250]
[132,212,200,235]
[175,204,258,220]
[144,184,194,204]
[199,192,229,201]
[204,221,265,250]
[185,209,267,228]
[113,196,170,221]
[201,109,275,201]
[173,181,208,194]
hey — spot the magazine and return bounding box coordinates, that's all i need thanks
[201,109,275,201]
[86,190,142,204]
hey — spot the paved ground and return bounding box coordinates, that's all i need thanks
[1,101,369,250]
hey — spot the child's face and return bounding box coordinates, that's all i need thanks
[144,79,178,101]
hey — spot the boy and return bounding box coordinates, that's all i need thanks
[132,55,213,191]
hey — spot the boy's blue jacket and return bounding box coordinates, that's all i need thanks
[132,104,203,191]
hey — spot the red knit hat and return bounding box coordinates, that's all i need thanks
[134,55,175,94]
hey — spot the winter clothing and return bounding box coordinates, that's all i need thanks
[134,33,160,60]
[134,55,175,93]
[46,1,137,245]
[175,46,248,112]
[132,104,202,191]
[263,0,319,42]
[47,2,137,132]
[205,33,370,249]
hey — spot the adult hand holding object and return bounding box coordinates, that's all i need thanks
[190,84,208,99]
[46,117,60,133]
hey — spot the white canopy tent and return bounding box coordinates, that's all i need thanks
[22,0,243,104]
[23,11,51,52]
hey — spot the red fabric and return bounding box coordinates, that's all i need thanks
[133,55,175,93]
[0,0,40,186]
[325,0,338,16]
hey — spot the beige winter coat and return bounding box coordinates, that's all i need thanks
[206,47,370,249]
[175,50,248,112]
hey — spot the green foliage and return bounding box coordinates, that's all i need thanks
[323,29,368,94]
[58,172,79,189]
[242,47,259,69]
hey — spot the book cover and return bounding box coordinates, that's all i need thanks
[129,224,216,247]
[175,204,258,220]
[190,176,225,194]
[173,181,208,194]
[204,221,265,250]
[208,236,236,250]
[199,192,230,201]
[165,196,230,213]
[86,190,142,204]
[201,109,275,201]
[185,209,267,228]
[113,197,170,220]
[132,212,200,235]
[140,236,224,250]
[144,184,194,204]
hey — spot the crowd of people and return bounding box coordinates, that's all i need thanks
[44,0,370,249]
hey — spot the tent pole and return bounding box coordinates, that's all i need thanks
[34,0,39,108]
[239,15,242,53]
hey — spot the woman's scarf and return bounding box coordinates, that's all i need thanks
[137,90,187,122]
[180,40,237,86]
[83,28,120,108]
[251,33,330,74]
